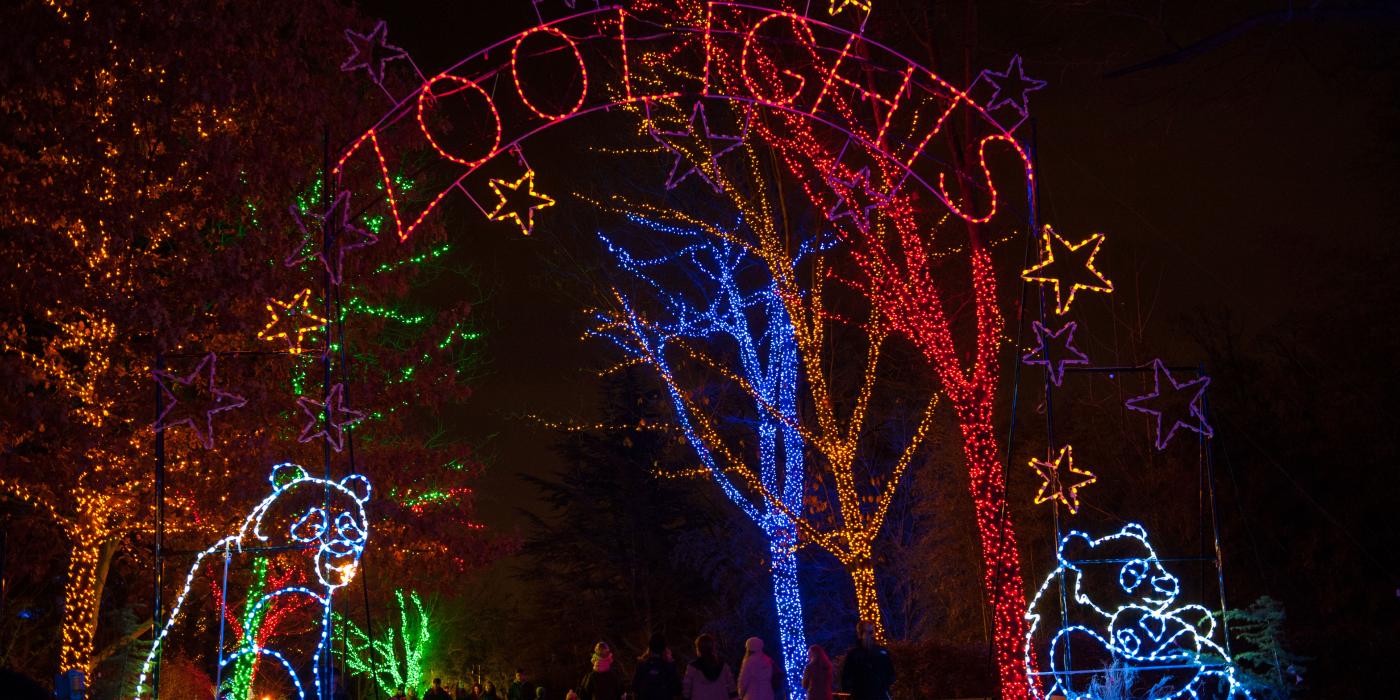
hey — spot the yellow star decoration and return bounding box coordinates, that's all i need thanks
[829,0,873,16]
[1029,444,1097,515]
[1021,225,1115,315]
[486,169,555,236]
[258,288,328,354]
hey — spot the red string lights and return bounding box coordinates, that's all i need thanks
[725,38,1037,699]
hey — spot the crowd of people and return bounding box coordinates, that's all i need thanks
[390,621,895,700]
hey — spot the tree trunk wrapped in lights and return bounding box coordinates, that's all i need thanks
[592,211,813,697]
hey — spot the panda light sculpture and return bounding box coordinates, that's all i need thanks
[1024,523,1254,699]
[133,463,371,700]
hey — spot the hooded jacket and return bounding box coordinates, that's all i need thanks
[736,638,775,700]
[581,650,624,700]
[682,655,735,700]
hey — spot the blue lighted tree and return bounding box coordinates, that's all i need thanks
[592,212,819,699]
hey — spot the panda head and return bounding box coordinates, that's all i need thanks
[258,463,372,590]
[1060,523,1179,617]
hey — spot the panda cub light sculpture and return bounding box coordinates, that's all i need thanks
[1024,523,1254,699]
[133,463,371,700]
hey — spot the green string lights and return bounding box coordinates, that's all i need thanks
[335,589,432,697]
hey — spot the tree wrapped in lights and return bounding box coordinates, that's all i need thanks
[593,101,939,643]
[592,211,812,695]
[744,80,1034,700]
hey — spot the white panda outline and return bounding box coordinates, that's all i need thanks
[1024,523,1254,700]
[133,462,371,700]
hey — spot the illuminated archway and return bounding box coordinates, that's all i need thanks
[332,4,1039,698]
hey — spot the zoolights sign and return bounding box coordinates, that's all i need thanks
[336,2,1035,241]
[337,1,1040,698]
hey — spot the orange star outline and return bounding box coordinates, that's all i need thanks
[1029,444,1097,515]
[258,288,328,354]
[1020,225,1115,315]
[486,169,555,236]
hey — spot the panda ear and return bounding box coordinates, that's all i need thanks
[1058,531,1094,571]
[339,474,371,504]
[270,463,308,491]
[1121,523,1149,542]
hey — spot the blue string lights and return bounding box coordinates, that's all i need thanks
[133,464,371,700]
[1024,524,1254,700]
[592,213,811,699]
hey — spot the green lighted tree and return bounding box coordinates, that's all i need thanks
[336,589,433,697]
[1213,596,1307,700]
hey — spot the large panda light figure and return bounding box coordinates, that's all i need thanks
[133,463,371,699]
[1024,523,1253,699]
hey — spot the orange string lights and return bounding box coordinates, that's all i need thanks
[485,169,556,236]
[1020,225,1115,316]
[1029,444,1097,515]
[257,288,329,355]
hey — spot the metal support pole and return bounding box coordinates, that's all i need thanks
[320,126,336,700]
[153,353,166,700]
[1201,368,1233,655]
[213,548,232,698]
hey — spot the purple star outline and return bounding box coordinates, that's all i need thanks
[826,167,890,234]
[1022,320,1089,386]
[649,102,744,192]
[297,383,365,453]
[152,353,247,449]
[981,55,1047,116]
[1125,359,1214,451]
[341,21,408,86]
[286,190,378,285]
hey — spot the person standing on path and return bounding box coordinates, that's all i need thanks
[509,669,534,700]
[425,678,453,700]
[580,640,625,700]
[801,645,833,700]
[682,634,735,700]
[634,633,683,700]
[839,621,895,700]
[736,637,775,700]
